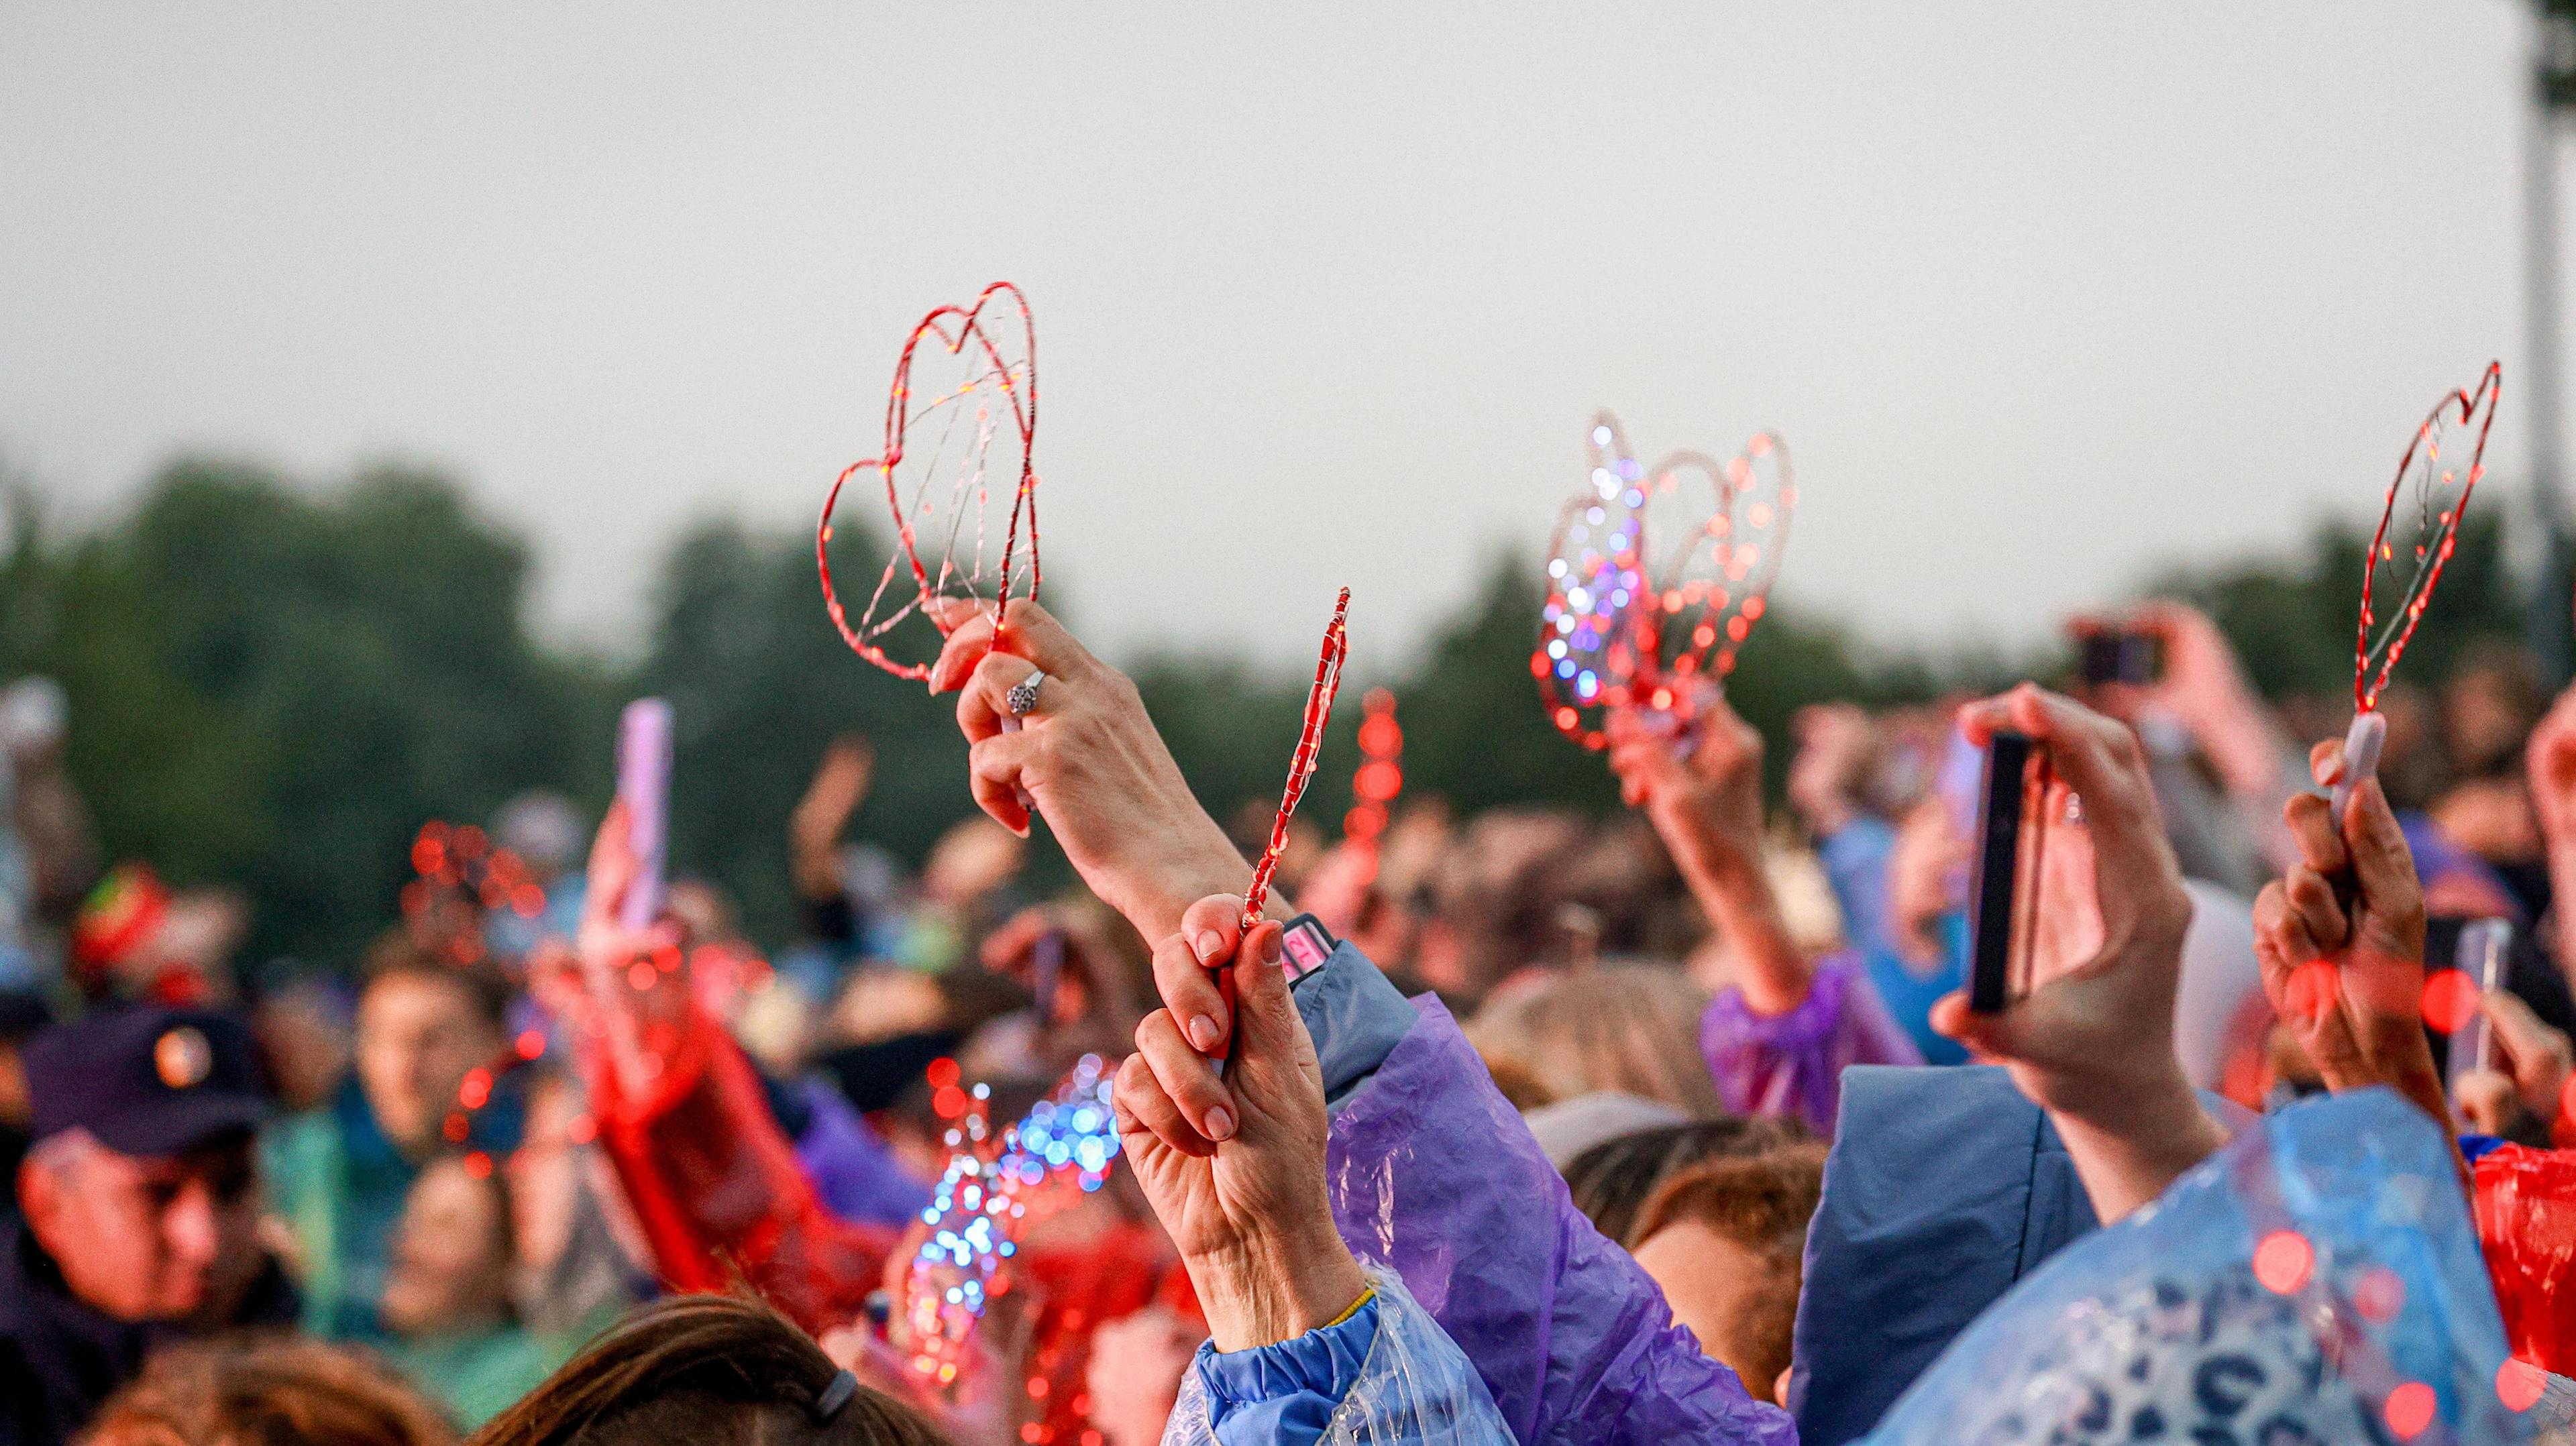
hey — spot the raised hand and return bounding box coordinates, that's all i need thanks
[2451,990,2572,1142]
[2249,740,2444,1130]
[1112,894,1368,1351]
[1928,685,2226,1222]
[925,598,1252,945]
[790,736,875,899]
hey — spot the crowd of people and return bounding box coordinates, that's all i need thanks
[1,583,2573,1445]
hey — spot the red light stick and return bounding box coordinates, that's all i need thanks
[1217,588,1348,1075]
[818,282,1040,683]
[2334,362,2501,818]
[1242,588,1351,934]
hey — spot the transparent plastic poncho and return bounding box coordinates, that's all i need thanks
[1163,1267,1513,1446]
[1859,1089,2526,1445]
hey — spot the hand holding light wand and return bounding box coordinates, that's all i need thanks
[1222,588,1350,1071]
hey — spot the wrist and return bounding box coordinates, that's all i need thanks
[1102,820,1254,942]
[2044,1064,2230,1221]
[1187,1226,1370,1353]
[2041,1054,2204,1142]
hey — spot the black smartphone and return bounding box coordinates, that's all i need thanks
[1968,731,2100,1014]
[2078,630,2161,687]
[1968,730,2034,1013]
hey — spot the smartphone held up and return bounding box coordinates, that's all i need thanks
[1966,728,2102,1013]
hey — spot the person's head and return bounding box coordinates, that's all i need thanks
[473,1292,952,1446]
[80,1336,456,1446]
[1558,1116,1812,1245]
[381,1154,517,1339]
[357,941,510,1156]
[252,979,353,1115]
[1465,964,1722,1115]
[1625,1144,1828,1405]
[18,1008,268,1323]
[71,867,249,1005]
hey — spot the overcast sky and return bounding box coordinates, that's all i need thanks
[0,3,2559,675]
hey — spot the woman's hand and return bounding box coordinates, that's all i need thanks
[1605,696,1809,1012]
[2250,740,2445,1129]
[1929,685,2226,1222]
[1114,894,1367,1352]
[2082,601,2286,805]
[927,599,1256,945]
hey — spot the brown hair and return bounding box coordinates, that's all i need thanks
[1629,1144,1829,1400]
[362,933,514,1032]
[1560,1117,1813,1246]
[81,1336,456,1446]
[467,1293,950,1446]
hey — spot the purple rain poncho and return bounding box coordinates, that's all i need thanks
[1701,952,1921,1136]
[1323,995,1798,1446]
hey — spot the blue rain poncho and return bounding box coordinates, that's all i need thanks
[1858,1088,2523,1445]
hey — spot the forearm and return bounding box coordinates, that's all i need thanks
[1089,812,1272,945]
[789,828,843,901]
[1682,852,1813,1016]
[2189,691,2294,809]
[2047,1072,2232,1224]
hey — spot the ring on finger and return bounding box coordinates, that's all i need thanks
[1006,669,1049,718]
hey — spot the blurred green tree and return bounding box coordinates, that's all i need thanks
[637,518,975,942]
[4,463,612,965]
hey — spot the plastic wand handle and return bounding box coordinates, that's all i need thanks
[2328,710,2386,823]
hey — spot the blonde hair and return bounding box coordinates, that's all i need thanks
[1466,964,1721,1115]
[82,1337,456,1446]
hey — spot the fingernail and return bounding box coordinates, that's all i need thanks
[1203,1105,1235,1141]
[1260,931,1283,965]
[1187,1014,1222,1052]
[1193,930,1224,964]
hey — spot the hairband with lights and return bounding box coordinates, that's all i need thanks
[1534,413,1793,750]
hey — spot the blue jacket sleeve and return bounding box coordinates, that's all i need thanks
[1195,1294,1382,1446]
[1293,941,1419,1111]
[1786,1065,2097,1446]
[1166,1270,1513,1446]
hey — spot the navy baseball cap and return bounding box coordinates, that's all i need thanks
[26,1007,266,1158]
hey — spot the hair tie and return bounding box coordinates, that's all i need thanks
[812,1369,859,1423]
